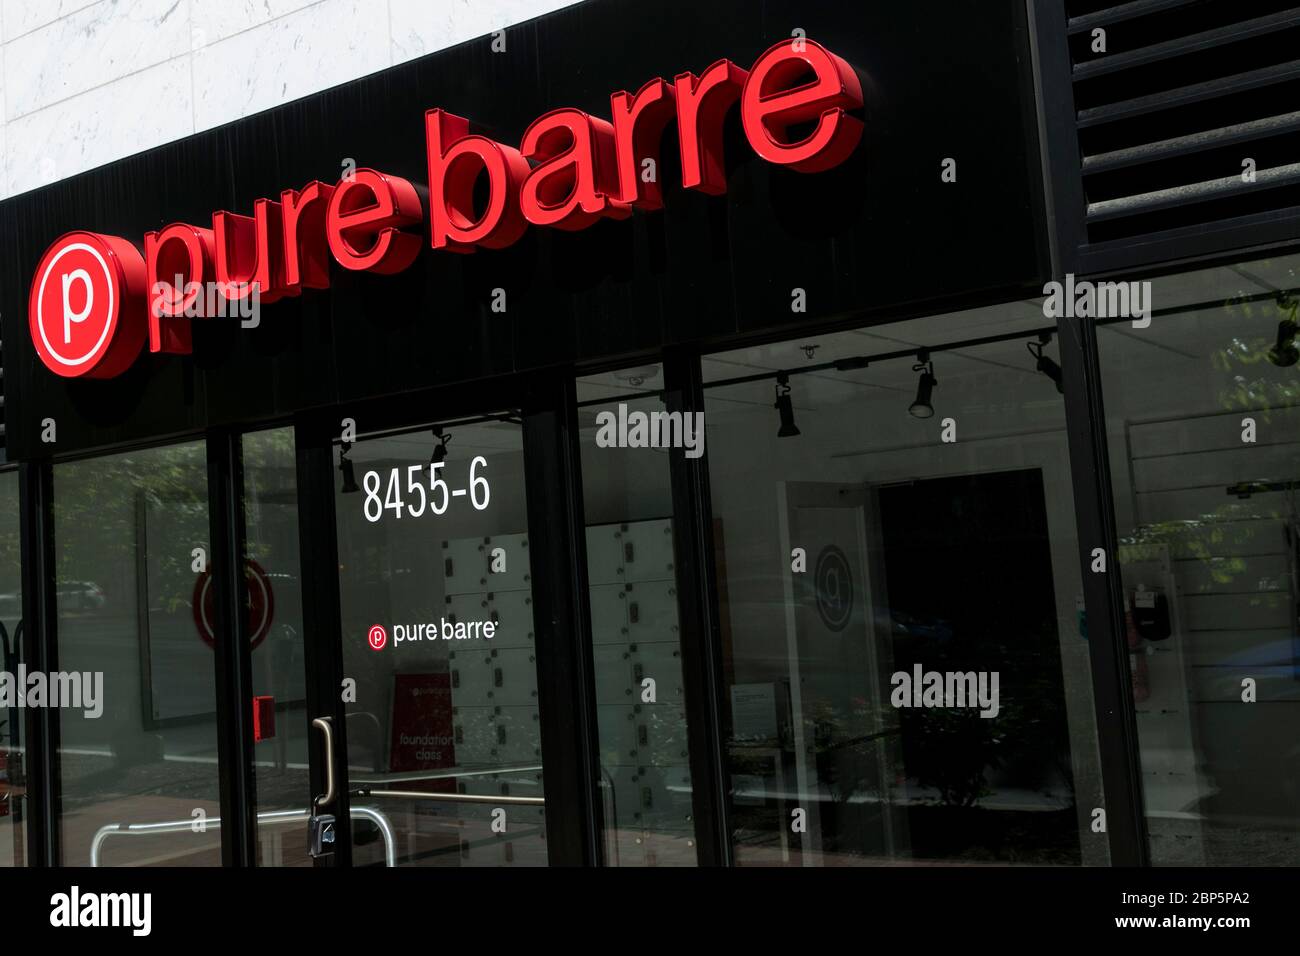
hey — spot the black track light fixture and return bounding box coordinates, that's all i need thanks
[339,441,359,494]
[1027,333,1064,394]
[1268,295,1298,368]
[774,371,801,437]
[431,427,452,464]
[909,351,937,419]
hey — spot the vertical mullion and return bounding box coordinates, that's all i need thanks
[522,374,603,866]
[19,461,59,866]
[1025,0,1087,277]
[1028,0,1145,866]
[293,418,352,867]
[207,429,257,866]
[1057,311,1150,866]
[664,349,733,867]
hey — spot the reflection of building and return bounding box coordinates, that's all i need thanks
[0,0,1297,870]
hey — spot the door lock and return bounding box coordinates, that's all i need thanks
[308,811,336,857]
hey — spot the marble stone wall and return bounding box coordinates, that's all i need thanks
[0,0,582,200]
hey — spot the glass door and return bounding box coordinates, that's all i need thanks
[329,410,548,866]
[52,439,222,866]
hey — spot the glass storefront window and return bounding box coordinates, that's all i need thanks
[14,248,1295,872]
[1097,249,1300,865]
[703,305,1109,864]
[576,367,698,866]
[53,441,220,866]
[0,470,25,866]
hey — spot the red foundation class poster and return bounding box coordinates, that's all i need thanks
[389,673,455,792]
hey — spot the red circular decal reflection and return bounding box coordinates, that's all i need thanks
[192,559,276,650]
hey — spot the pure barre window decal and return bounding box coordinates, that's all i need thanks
[25,39,864,380]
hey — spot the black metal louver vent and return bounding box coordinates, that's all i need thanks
[1064,0,1300,249]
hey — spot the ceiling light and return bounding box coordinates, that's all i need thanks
[339,442,359,494]
[1027,334,1064,393]
[774,372,800,437]
[909,352,936,419]
[431,427,451,464]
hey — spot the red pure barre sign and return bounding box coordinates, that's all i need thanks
[426,37,862,248]
[27,39,862,379]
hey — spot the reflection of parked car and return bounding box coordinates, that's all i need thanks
[1206,638,1300,697]
[881,608,955,644]
[58,580,106,611]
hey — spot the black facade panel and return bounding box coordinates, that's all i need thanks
[0,0,1048,459]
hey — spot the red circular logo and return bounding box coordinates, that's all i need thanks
[28,231,148,379]
[192,559,276,650]
[368,625,388,651]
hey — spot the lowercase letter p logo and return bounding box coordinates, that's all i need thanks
[29,231,148,379]
[368,625,387,651]
[61,268,94,343]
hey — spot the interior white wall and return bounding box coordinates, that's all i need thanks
[0,0,584,201]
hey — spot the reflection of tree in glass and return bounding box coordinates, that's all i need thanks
[242,428,298,570]
[1121,511,1292,618]
[0,474,21,604]
[54,444,208,612]
[1212,295,1300,417]
[1122,290,1299,595]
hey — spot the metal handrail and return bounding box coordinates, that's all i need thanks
[352,788,544,806]
[350,764,543,786]
[89,805,398,867]
[89,767,550,866]
[350,765,547,806]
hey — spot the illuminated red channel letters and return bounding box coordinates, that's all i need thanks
[28,39,862,378]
